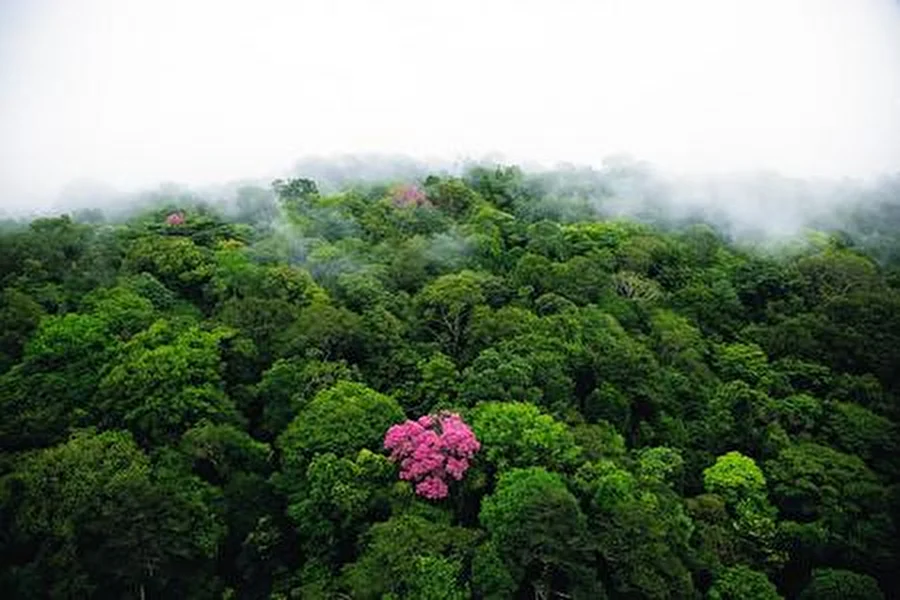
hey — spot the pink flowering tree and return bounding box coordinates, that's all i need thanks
[383,412,480,499]
[391,184,429,207]
[165,211,185,226]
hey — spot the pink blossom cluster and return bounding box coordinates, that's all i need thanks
[166,212,185,226]
[383,412,480,499]
[391,184,429,207]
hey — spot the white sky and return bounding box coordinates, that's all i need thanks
[1,0,899,207]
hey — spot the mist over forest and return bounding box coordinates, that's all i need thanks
[8,153,900,259]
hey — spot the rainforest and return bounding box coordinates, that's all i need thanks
[1,164,899,600]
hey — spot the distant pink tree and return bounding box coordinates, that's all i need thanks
[391,184,429,207]
[384,412,480,499]
[166,211,185,226]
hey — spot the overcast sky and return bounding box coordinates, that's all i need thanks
[1,0,899,208]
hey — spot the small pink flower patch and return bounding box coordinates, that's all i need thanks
[166,212,185,226]
[416,476,449,499]
[384,412,480,500]
[391,184,429,207]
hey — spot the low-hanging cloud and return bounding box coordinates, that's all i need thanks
[1,0,899,232]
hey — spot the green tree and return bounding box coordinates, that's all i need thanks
[637,446,685,489]
[766,443,896,576]
[471,541,518,600]
[470,401,582,473]
[80,285,157,339]
[426,177,481,218]
[671,269,744,337]
[287,450,395,569]
[703,452,782,570]
[0,312,117,449]
[254,357,359,440]
[459,349,542,406]
[703,451,767,507]
[820,401,897,475]
[342,515,477,600]
[466,164,530,212]
[215,296,300,366]
[767,393,823,437]
[276,381,404,487]
[178,423,275,571]
[280,300,365,362]
[708,565,782,600]
[124,235,215,299]
[576,460,695,599]
[416,270,487,357]
[798,568,885,600]
[701,381,774,457]
[179,422,271,483]
[0,288,44,372]
[467,305,539,356]
[715,342,772,388]
[403,352,460,414]
[480,467,599,599]
[402,555,468,600]
[796,249,878,304]
[96,319,238,446]
[1,430,225,599]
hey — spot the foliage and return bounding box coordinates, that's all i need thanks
[470,401,582,473]
[0,430,225,598]
[342,515,476,600]
[276,381,404,483]
[95,320,239,446]
[708,565,782,600]
[576,460,695,598]
[703,451,767,507]
[1,166,898,598]
[798,568,885,600]
[480,467,598,598]
[417,270,487,356]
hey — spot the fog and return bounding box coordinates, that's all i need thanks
[1,0,899,225]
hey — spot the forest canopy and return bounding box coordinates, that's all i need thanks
[1,163,898,599]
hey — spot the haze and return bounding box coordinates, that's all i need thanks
[1,0,899,212]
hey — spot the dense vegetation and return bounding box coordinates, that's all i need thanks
[1,164,898,599]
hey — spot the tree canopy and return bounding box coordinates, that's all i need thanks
[1,165,897,599]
